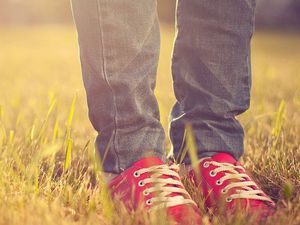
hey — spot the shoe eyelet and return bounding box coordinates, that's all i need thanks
[138,180,145,187]
[216,180,223,185]
[133,171,140,178]
[221,188,227,194]
[226,197,233,202]
[146,199,152,205]
[203,162,210,168]
[143,190,149,196]
[209,170,216,177]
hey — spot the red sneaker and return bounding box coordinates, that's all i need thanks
[108,157,202,224]
[189,153,275,220]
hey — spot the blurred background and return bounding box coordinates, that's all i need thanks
[0,0,300,134]
[1,0,300,28]
[0,0,300,143]
[0,2,300,224]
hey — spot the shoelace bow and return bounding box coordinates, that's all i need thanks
[201,159,273,203]
[134,164,197,211]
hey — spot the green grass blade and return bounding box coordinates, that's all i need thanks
[64,93,77,170]
[64,137,72,170]
[272,99,286,138]
[185,124,200,176]
[67,93,77,131]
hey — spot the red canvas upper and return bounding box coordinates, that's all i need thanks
[189,153,275,220]
[109,157,202,225]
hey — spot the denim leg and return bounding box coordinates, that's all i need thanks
[71,0,165,173]
[169,0,256,163]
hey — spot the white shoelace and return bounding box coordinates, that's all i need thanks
[200,158,273,203]
[134,164,197,211]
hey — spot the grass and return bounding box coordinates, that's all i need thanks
[0,24,299,224]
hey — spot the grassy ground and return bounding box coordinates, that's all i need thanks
[0,24,299,225]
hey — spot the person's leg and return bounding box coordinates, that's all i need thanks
[170,1,275,218]
[71,0,165,173]
[71,3,203,221]
[169,0,255,163]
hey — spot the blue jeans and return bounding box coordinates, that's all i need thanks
[71,0,256,173]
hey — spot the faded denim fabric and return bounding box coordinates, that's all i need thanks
[169,0,256,164]
[71,0,165,173]
[71,0,256,173]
